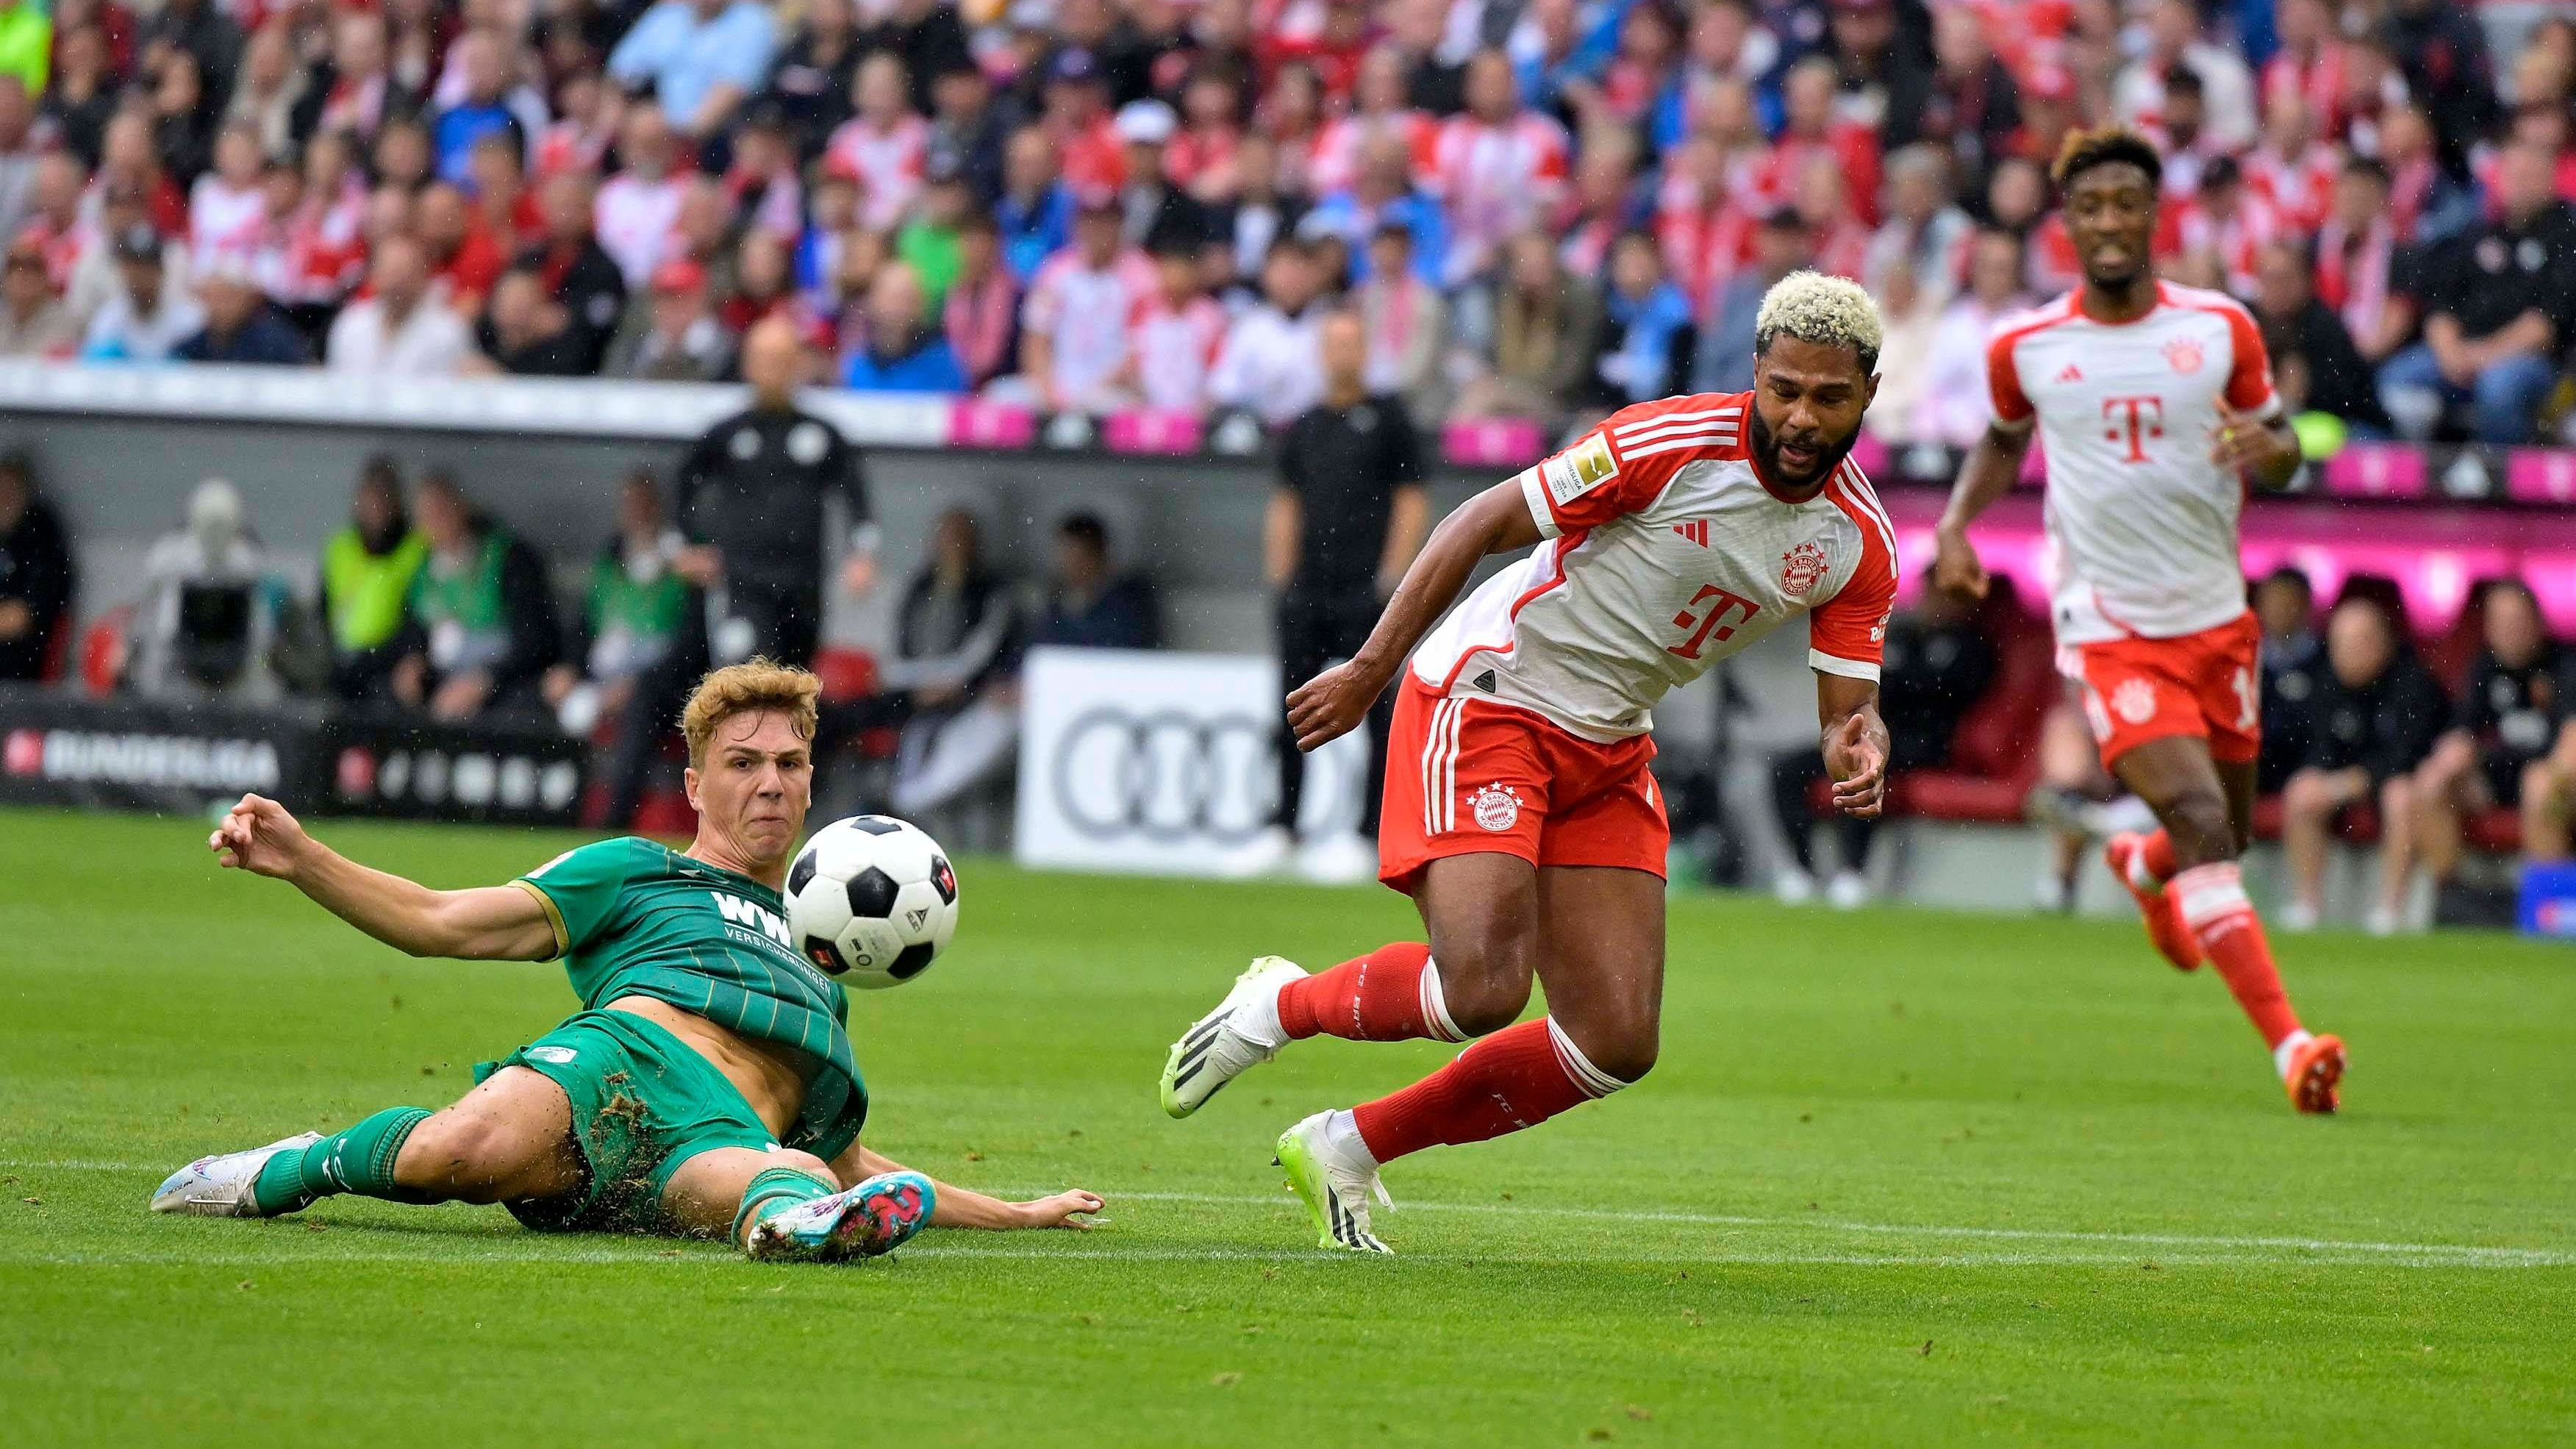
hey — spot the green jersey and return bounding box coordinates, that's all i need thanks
[510,837,865,1159]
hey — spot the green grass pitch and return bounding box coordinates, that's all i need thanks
[2,806,2572,1445]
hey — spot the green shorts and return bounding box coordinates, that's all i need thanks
[473,1008,781,1234]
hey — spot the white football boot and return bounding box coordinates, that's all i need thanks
[1274,1110,1393,1254]
[743,1170,937,1263]
[1159,956,1306,1118]
[149,1132,322,1217]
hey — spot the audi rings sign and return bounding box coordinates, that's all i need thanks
[1015,646,1370,875]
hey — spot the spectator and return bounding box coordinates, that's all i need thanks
[149,49,219,190]
[2244,89,2337,234]
[2253,566,2325,796]
[880,507,1023,820]
[1209,235,1328,424]
[1825,0,1933,152]
[370,113,437,195]
[542,469,693,737]
[470,265,590,376]
[1351,221,1448,420]
[326,235,473,376]
[2278,595,2449,934]
[1863,143,1972,310]
[0,1,46,101]
[1252,308,1427,879]
[141,0,243,108]
[1580,228,1696,412]
[1031,512,1159,650]
[1167,65,1250,205]
[1925,0,2019,182]
[1913,226,2028,450]
[723,103,805,246]
[391,471,561,721]
[2378,140,2576,445]
[2408,581,2571,918]
[304,9,415,146]
[1123,232,1227,412]
[2114,0,2257,152]
[174,255,306,364]
[82,222,207,362]
[124,477,290,702]
[319,457,426,704]
[607,257,734,382]
[594,102,687,288]
[944,210,1018,390]
[855,0,973,112]
[432,30,526,186]
[996,124,1073,283]
[826,51,929,234]
[40,25,113,168]
[416,181,507,314]
[1772,576,1994,909]
[1765,55,1882,227]
[723,230,818,342]
[1211,129,1306,286]
[223,21,304,158]
[468,132,545,256]
[1019,190,1156,412]
[67,182,186,333]
[2174,154,2279,298]
[1307,132,1448,286]
[895,169,973,307]
[605,0,775,142]
[96,110,188,237]
[1110,97,1208,253]
[264,133,368,333]
[842,261,963,391]
[0,75,32,244]
[2314,157,2413,368]
[1691,207,1810,396]
[1430,49,1570,285]
[0,231,74,357]
[1039,48,1125,196]
[0,451,71,682]
[925,61,1009,207]
[2250,240,2389,437]
[1454,229,1600,421]
[2389,0,2497,170]
[520,167,626,371]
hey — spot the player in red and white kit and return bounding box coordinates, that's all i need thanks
[1156,274,1900,1253]
[1933,129,2347,1114]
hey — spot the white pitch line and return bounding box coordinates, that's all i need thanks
[5,1246,2546,1269]
[12,1160,2569,1267]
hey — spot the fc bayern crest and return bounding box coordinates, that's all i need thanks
[1470,782,1522,832]
[2164,337,2204,374]
[1781,539,1829,596]
[2112,678,2159,725]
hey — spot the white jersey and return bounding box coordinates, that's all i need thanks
[1987,281,2280,647]
[1410,392,1899,743]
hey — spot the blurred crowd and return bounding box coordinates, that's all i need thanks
[10,0,2576,447]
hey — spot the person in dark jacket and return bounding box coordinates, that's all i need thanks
[471,265,592,376]
[2251,240,2389,434]
[175,262,310,365]
[516,168,628,373]
[0,451,73,681]
[2405,579,2572,911]
[2280,593,2450,933]
[1772,577,1995,909]
[389,471,560,720]
[2253,565,2325,794]
[1031,512,1158,650]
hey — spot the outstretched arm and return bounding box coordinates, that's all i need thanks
[1817,673,1889,819]
[829,1141,1103,1231]
[1286,478,1540,751]
[208,794,558,961]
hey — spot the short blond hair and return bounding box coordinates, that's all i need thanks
[679,657,820,764]
[1754,271,1884,373]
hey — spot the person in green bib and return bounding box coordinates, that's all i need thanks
[319,458,429,704]
[392,471,562,720]
[152,659,1103,1262]
[542,469,698,736]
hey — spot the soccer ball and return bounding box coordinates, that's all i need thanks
[784,815,959,989]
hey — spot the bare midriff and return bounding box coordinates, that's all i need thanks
[604,995,815,1140]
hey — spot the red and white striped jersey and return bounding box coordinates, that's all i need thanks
[2242,142,2339,232]
[1409,393,1900,742]
[1126,293,1228,412]
[1428,111,1570,279]
[824,113,930,232]
[1986,282,2281,648]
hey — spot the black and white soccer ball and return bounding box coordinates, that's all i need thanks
[784,815,959,988]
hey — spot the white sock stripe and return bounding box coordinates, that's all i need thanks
[2172,863,2253,925]
[1624,431,1741,460]
[1546,1017,1628,1099]
[1418,956,1467,1042]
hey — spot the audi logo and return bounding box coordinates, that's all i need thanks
[1053,708,1278,843]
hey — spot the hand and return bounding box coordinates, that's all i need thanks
[2211,401,2297,477]
[840,551,877,597]
[1822,712,1888,819]
[1287,657,1391,752]
[391,654,426,706]
[1930,525,1989,604]
[674,545,723,587]
[540,663,579,708]
[429,670,492,720]
[1013,1189,1106,1230]
[208,793,315,880]
[0,599,30,640]
[2431,336,2478,387]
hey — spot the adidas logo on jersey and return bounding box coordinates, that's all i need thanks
[1671,520,1709,547]
[2056,362,2084,383]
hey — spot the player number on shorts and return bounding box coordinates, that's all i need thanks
[2232,665,2258,731]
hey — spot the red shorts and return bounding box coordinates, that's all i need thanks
[1377,676,1669,894]
[2065,612,2263,769]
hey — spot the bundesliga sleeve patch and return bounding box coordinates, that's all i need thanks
[1543,432,1620,506]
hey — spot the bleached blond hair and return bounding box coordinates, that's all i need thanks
[1753,271,1883,374]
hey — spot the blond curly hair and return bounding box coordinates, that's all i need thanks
[1754,271,1885,373]
[679,657,820,764]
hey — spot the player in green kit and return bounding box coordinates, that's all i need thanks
[152,659,1102,1260]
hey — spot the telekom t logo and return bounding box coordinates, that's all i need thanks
[2102,395,2164,462]
[1667,584,1759,660]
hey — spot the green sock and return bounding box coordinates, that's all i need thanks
[250,1107,436,1214]
[731,1165,834,1245]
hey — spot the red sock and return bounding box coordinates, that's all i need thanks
[1351,1017,1625,1164]
[2172,862,2303,1047]
[2139,829,2179,884]
[1276,942,1461,1042]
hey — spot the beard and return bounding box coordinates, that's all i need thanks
[1748,401,1862,493]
